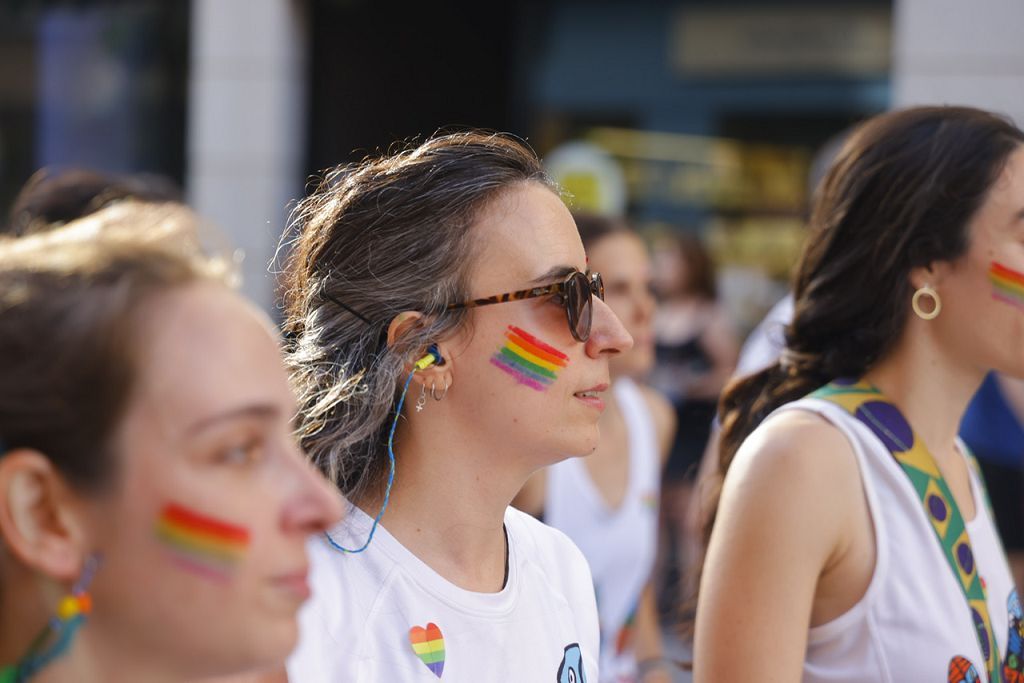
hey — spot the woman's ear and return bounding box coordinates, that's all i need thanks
[386,312,454,390]
[386,311,424,350]
[409,354,453,393]
[0,450,87,582]
[909,261,954,291]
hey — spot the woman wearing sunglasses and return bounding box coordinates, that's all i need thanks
[281,131,631,682]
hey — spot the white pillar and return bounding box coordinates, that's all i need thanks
[186,0,308,312]
[893,0,1024,126]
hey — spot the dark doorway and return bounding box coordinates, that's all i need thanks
[307,0,537,173]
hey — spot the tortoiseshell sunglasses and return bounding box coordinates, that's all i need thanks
[447,271,604,342]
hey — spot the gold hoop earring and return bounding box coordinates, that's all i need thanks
[431,377,450,401]
[912,284,942,320]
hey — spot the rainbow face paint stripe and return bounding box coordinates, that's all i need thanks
[490,325,569,391]
[991,261,1024,311]
[155,503,250,582]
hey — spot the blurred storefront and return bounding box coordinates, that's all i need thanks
[522,1,890,330]
[2,0,1022,319]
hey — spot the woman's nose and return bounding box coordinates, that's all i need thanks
[281,447,345,536]
[585,297,633,358]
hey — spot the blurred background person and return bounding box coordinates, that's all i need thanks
[689,129,851,552]
[960,373,1024,590]
[5,166,181,236]
[648,233,738,617]
[0,203,342,682]
[515,213,677,683]
[728,131,850,380]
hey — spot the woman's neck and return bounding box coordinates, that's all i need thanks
[369,416,519,593]
[0,567,69,670]
[27,619,185,683]
[862,322,984,464]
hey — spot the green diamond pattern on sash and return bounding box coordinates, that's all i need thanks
[812,379,1001,683]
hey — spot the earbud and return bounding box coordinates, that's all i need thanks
[414,344,444,371]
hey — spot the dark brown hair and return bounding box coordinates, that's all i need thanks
[281,131,554,500]
[572,212,629,250]
[0,203,223,489]
[704,105,1024,575]
[6,168,182,237]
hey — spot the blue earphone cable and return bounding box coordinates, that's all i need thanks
[15,615,85,682]
[322,367,414,554]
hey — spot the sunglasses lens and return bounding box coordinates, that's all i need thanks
[591,272,604,301]
[568,272,593,342]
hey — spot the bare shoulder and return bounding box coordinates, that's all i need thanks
[716,405,868,548]
[695,406,863,680]
[637,384,677,460]
[727,408,858,490]
[719,407,862,532]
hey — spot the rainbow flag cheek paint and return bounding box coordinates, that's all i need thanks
[990,261,1024,311]
[155,503,250,583]
[490,325,570,392]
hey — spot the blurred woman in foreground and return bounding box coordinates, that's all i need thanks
[0,203,341,682]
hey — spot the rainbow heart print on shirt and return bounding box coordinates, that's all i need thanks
[409,622,445,678]
[155,503,250,582]
[490,325,569,391]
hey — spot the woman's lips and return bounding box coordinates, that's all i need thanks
[574,383,609,411]
[271,569,311,601]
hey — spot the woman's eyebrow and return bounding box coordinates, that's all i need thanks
[529,264,577,284]
[186,404,279,436]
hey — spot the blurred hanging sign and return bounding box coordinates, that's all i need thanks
[585,126,810,213]
[544,141,628,215]
[672,6,891,77]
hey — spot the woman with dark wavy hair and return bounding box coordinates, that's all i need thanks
[693,107,1024,682]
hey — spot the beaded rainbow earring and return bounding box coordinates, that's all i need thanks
[11,554,100,681]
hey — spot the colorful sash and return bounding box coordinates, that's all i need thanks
[812,379,1002,683]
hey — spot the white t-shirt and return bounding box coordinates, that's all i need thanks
[545,378,661,682]
[287,505,600,682]
[770,398,1018,682]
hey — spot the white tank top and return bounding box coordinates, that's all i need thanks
[545,377,662,683]
[773,397,1021,683]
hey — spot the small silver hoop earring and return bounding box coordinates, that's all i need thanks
[415,383,427,412]
[431,377,450,401]
[912,284,942,320]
